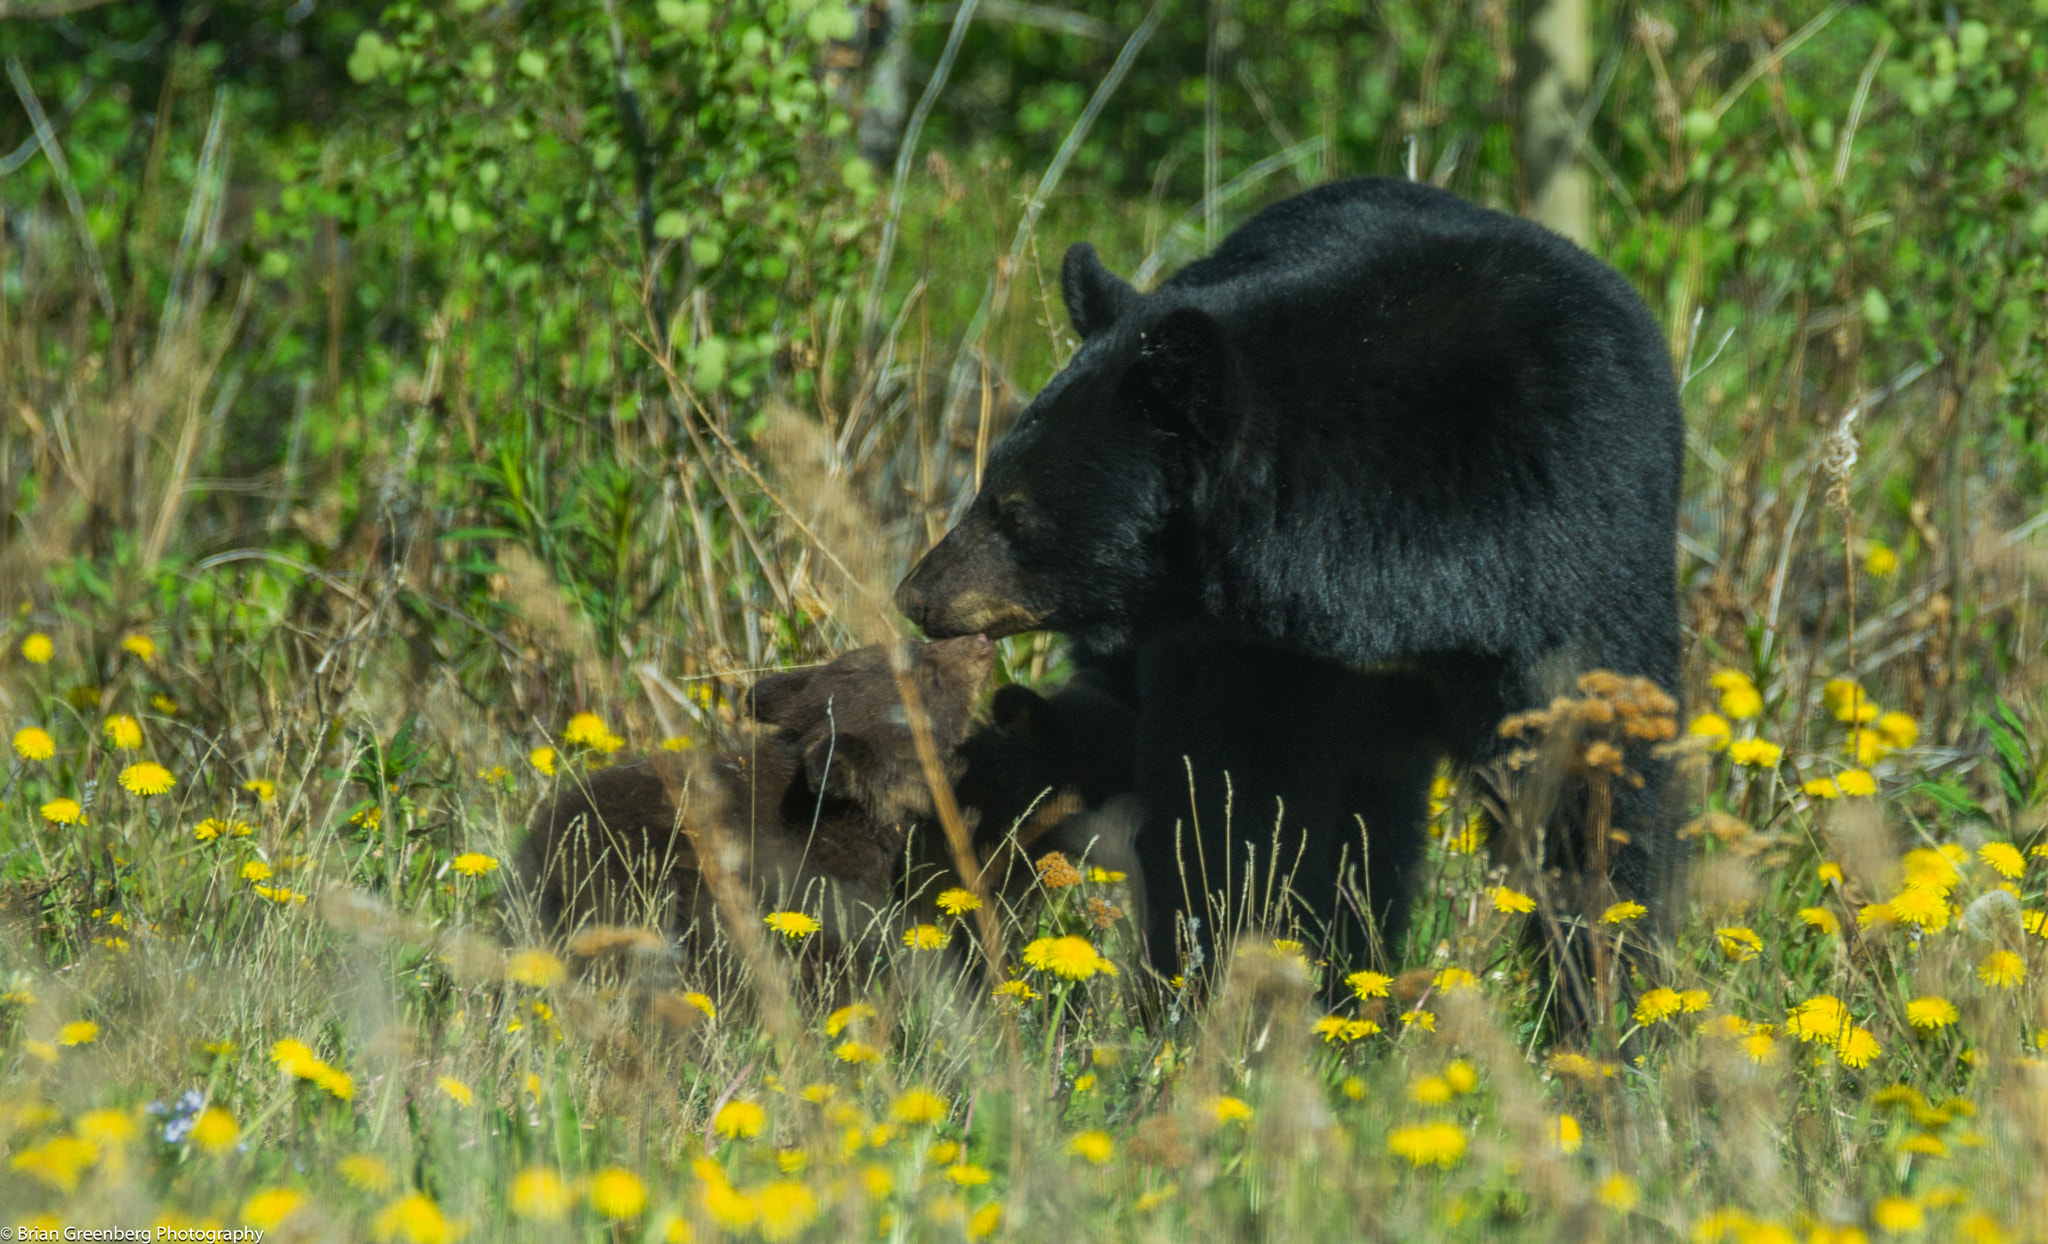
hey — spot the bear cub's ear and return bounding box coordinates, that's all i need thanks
[1061,243,1135,339]
[1123,306,1237,443]
[990,683,1048,733]
[745,668,816,731]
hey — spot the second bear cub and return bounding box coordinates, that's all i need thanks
[518,636,995,953]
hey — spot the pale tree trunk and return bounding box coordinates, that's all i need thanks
[1518,0,1591,246]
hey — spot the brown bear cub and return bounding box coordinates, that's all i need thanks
[517,635,995,955]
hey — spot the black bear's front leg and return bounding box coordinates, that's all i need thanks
[1129,627,1441,983]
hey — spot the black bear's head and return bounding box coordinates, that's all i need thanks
[894,244,1238,648]
[745,635,995,825]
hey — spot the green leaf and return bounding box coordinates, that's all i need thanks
[517,49,547,79]
[259,251,291,279]
[653,210,688,240]
[1862,288,1892,328]
[347,32,391,84]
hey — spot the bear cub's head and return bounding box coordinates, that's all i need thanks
[747,634,996,828]
[895,243,1238,648]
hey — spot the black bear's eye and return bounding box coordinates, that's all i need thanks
[996,493,1040,540]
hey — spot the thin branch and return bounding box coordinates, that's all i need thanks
[7,56,115,320]
[0,0,124,18]
[861,0,983,345]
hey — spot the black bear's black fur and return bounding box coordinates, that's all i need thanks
[896,178,1684,993]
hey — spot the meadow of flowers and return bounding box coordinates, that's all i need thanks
[4,583,2048,1243]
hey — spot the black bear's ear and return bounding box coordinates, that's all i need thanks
[1061,243,1135,339]
[991,683,1046,732]
[745,669,813,727]
[1122,307,1236,442]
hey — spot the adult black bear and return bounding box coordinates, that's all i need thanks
[896,179,1683,1001]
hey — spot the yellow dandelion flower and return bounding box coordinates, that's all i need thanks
[1864,542,1899,577]
[372,1192,455,1244]
[507,948,566,987]
[1836,769,1878,797]
[1979,950,2026,988]
[12,726,55,761]
[1065,1129,1115,1164]
[1134,1187,1176,1213]
[240,860,274,883]
[1601,901,1648,925]
[1346,969,1392,999]
[1409,1076,1453,1105]
[1022,935,1114,980]
[1872,1197,1924,1234]
[1886,884,1951,930]
[903,923,951,950]
[563,712,609,746]
[936,887,981,915]
[75,1108,137,1147]
[754,1181,818,1241]
[1678,989,1711,1013]
[891,1089,947,1125]
[1980,842,2026,880]
[696,1160,755,1229]
[436,1076,474,1106]
[1341,1076,1366,1100]
[510,1167,575,1220]
[119,633,155,661]
[529,747,557,775]
[21,632,54,663]
[102,714,143,750]
[764,910,821,939]
[192,817,253,842]
[1803,777,1842,800]
[991,979,1039,1003]
[119,761,174,795]
[1898,1133,1946,1156]
[836,1041,882,1064]
[1401,1009,1438,1032]
[243,777,277,804]
[1794,905,1835,934]
[450,852,499,877]
[1818,861,1844,884]
[189,1107,238,1151]
[10,1135,95,1191]
[1433,966,1479,993]
[1850,727,1886,766]
[968,1203,1002,1239]
[1907,997,1958,1030]
[1597,1174,1639,1211]
[150,694,179,715]
[824,1002,875,1037]
[1727,738,1782,768]
[944,1162,991,1187]
[241,1189,307,1231]
[1835,1026,1882,1068]
[1822,678,1878,723]
[682,991,717,1020]
[1634,988,1683,1024]
[1688,712,1732,748]
[338,1154,393,1193]
[1388,1121,1467,1168]
[1554,1114,1583,1153]
[58,1020,99,1046]
[40,797,85,826]
[1710,669,1763,719]
[1443,1060,1478,1094]
[589,1168,648,1219]
[715,1099,767,1140]
[1875,712,1918,751]
[1490,885,1536,913]
[1788,995,1851,1044]
[1742,1032,1779,1064]
[1205,1095,1253,1125]
[659,735,694,752]
[1716,926,1763,962]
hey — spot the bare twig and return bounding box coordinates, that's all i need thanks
[862,0,984,344]
[7,56,115,319]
